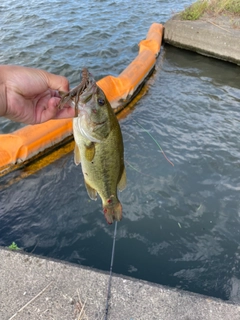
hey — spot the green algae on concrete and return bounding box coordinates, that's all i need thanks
[181,0,208,20]
[181,0,240,21]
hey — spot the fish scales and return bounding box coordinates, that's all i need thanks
[59,68,126,224]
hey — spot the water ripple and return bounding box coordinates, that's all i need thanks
[2,0,240,302]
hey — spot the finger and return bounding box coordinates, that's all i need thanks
[37,98,59,123]
[42,70,70,92]
[48,97,75,119]
[49,89,61,98]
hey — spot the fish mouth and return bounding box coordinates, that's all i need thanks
[78,83,97,106]
[103,201,122,224]
[57,68,96,116]
[75,70,96,116]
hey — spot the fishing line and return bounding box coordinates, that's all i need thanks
[104,221,118,320]
[133,120,174,167]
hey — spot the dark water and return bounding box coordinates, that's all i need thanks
[1,0,240,302]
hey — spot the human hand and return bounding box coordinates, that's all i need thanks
[0,65,75,124]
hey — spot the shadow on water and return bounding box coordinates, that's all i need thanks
[1,45,240,302]
[164,44,240,89]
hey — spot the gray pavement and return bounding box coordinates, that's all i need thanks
[1,248,240,320]
[164,13,240,65]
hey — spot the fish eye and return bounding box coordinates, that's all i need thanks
[97,98,105,106]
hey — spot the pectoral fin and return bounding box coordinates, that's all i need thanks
[84,180,97,200]
[85,142,95,162]
[117,166,127,192]
[74,143,81,165]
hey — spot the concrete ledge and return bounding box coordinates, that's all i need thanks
[1,248,240,320]
[164,14,240,65]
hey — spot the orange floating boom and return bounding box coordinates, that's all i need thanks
[0,23,163,174]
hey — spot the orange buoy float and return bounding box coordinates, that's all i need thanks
[0,23,163,176]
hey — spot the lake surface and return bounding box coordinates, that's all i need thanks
[1,0,240,302]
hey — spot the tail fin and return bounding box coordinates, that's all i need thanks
[103,200,122,224]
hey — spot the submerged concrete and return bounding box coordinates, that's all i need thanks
[164,13,240,65]
[1,248,240,320]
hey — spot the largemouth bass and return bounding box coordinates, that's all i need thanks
[59,68,126,224]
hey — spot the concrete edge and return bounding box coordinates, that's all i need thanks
[1,247,240,320]
[163,13,240,65]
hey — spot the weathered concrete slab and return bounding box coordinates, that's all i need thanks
[164,13,240,65]
[1,248,240,320]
